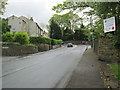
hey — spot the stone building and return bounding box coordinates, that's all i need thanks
[8,15,46,37]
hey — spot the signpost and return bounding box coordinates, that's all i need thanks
[103,17,116,33]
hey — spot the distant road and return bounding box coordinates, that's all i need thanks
[2,45,87,88]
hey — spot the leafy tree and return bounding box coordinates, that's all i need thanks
[49,20,62,39]
[49,11,81,40]
[49,11,81,31]
[63,27,74,41]
[0,0,8,15]
[52,0,88,13]
[52,0,120,46]
[1,18,11,34]
[74,24,88,41]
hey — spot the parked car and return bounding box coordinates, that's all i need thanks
[67,43,73,47]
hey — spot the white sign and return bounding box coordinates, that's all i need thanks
[103,17,116,33]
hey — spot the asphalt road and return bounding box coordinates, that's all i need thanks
[2,45,87,88]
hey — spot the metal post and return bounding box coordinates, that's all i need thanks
[90,15,94,49]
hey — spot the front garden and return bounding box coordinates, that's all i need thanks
[2,32,63,56]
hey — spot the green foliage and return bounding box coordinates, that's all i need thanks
[0,0,8,15]
[49,20,62,39]
[62,27,74,41]
[92,19,104,40]
[52,0,87,13]
[52,39,62,45]
[30,36,51,44]
[14,32,30,44]
[74,28,88,41]
[2,42,20,47]
[30,36,62,45]
[49,11,81,40]
[22,43,37,47]
[43,37,52,44]
[52,1,120,43]
[2,43,36,47]
[114,41,120,50]
[109,64,120,80]
[2,32,14,42]
[1,18,11,34]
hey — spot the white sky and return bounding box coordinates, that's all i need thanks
[2,0,66,30]
[2,0,97,31]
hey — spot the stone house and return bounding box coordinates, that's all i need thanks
[8,15,45,37]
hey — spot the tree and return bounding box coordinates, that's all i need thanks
[1,18,11,34]
[63,27,74,41]
[52,0,88,13]
[49,11,81,40]
[49,20,62,39]
[74,24,88,41]
[52,0,120,47]
[0,0,8,15]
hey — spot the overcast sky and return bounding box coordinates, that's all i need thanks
[2,0,66,30]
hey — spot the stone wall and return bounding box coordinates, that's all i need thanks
[64,40,91,45]
[2,46,38,56]
[94,37,119,62]
[2,44,61,56]
[38,44,50,52]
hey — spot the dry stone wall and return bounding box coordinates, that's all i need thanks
[94,37,119,62]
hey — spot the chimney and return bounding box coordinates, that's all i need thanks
[30,17,33,21]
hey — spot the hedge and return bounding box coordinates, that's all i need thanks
[30,36,62,45]
[30,36,51,44]
[2,32,14,42]
[52,39,62,45]
[14,32,30,44]
[2,32,62,45]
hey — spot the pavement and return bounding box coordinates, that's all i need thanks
[66,48,104,88]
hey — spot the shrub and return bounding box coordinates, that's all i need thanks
[30,36,62,45]
[52,39,62,45]
[22,43,37,47]
[14,32,30,44]
[2,32,14,42]
[43,37,51,44]
[30,36,51,44]
[2,42,20,47]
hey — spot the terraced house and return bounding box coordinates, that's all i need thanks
[8,15,48,37]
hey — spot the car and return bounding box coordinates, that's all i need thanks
[67,43,73,47]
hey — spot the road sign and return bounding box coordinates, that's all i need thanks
[103,17,116,33]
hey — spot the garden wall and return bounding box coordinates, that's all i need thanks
[2,44,61,56]
[2,46,38,56]
[94,37,119,62]
[64,40,91,45]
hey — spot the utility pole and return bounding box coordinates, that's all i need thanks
[84,10,94,49]
[90,15,94,49]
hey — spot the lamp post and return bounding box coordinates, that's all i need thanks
[84,11,94,49]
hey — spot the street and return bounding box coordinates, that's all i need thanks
[2,45,87,88]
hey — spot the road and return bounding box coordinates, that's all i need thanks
[2,45,87,88]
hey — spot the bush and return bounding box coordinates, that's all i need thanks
[14,32,30,44]
[30,36,51,44]
[2,32,14,42]
[2,42,20,47]
[22,43,37,47]
[52,39,62,45]
[30,36,62,45]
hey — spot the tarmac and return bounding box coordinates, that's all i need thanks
[66,48,104,88]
